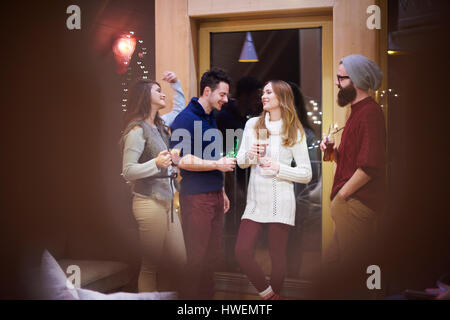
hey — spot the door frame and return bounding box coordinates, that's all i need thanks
[198,15,335,257]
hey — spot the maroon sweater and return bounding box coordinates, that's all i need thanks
[331,97,386,211]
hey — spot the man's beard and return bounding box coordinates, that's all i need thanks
[337,83,357,107]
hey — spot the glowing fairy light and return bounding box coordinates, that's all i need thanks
[119,33,151,113]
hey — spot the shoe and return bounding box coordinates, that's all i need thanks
[268,293,283,300]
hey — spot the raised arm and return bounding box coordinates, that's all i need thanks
[161,71,186,127]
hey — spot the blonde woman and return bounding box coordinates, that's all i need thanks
[235,80,312,300]
[121,72,187,293]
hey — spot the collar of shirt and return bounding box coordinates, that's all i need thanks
[351,96,373,112]
[189,97,213,119]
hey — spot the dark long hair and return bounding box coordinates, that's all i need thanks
[120,79,169,146]
[287,82,313,132]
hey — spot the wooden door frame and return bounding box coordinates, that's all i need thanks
[198,15,334,258]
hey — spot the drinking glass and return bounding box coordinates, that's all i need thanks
[323,125,335,162]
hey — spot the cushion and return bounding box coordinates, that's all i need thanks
[76,288,177,300]
[40,250,80,300]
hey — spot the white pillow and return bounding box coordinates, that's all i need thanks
[40,250,79,300]
[76,288,177,300]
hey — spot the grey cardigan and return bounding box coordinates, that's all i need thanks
[122,81,185,201]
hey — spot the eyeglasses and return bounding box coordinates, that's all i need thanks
[337,75,350,83]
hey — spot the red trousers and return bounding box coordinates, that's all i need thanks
[180,190,224,299]
[235,219,291,294]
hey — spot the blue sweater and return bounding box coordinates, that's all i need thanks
[170,97,223,195]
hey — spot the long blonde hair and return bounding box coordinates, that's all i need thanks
[254,80,305,147]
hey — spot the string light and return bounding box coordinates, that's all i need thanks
[119,32,151,113]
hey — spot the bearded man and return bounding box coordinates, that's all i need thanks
[321,54,386,271]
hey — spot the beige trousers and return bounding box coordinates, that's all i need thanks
[322,195,379,299]
[324,194,377,267]
[132,196,186,292]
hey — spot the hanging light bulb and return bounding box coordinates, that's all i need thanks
[239,32,259,62]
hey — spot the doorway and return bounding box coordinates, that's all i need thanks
[199,15,333,297]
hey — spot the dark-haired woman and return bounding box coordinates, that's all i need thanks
[121,71,186,293]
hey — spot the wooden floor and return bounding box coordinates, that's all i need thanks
[214,291,261,300]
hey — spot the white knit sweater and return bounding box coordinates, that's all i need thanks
[236,113,312,226]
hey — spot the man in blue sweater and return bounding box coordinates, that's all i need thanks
[170,68,236,299]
